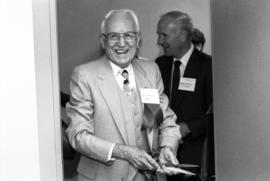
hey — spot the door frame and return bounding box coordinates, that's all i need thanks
[33,0,63,180]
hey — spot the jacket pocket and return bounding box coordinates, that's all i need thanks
[77,156,97,179]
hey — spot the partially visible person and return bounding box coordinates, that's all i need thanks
[155,11,214,181]
[191,28,205,52]
[60,91,75,160]
[66,9,181,181]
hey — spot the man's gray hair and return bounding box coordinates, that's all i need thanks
[101,9,140,34]
[160,11,193,37]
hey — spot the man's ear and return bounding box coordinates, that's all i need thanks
[100,34,106,49]
[136,32,142,48]
[179,30,188,42]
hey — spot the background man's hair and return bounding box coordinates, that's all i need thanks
[160,11,193,37]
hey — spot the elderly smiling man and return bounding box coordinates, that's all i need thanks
[66,9,181,181]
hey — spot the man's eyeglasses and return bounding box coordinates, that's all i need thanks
[103,32,138,43]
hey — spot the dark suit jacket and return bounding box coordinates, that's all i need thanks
[156,48,213,170]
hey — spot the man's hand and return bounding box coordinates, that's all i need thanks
[112,144,159,171]
[179,122,191,138]
[157,146,179,175]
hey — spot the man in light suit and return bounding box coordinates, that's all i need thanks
[66,9,181,181]
[155,11,214,180]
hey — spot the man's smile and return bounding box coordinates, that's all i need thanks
[114,49,129,54]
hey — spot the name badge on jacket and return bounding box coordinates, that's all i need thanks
[178,77,196,92]
[140,88,160,104]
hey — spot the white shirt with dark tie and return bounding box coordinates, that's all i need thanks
[109,61,136,91]
[173,43,194,78]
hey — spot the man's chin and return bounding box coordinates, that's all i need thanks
[109,57,134,67]
[164,51,172,57]
[115,54,136,61]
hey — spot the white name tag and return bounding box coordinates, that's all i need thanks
[140,88,160,104]
[179,77,196,92]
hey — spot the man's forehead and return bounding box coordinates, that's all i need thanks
[105,13,136,33]
[158,19,179,32]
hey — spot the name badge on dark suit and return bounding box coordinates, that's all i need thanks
[178,77,196,92]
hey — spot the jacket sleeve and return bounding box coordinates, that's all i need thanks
[153,63,182,153]
[65,66,114,163]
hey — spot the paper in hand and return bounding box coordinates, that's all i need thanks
[162,163,196,175]
[164,166,196,175]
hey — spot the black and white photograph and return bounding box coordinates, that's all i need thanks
[1,0,270,181]
[57,1,213,181]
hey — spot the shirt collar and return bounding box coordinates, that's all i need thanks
[174,44,194,66]
[109,61,132,77]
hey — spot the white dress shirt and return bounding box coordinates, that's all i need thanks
[173,43,194,77]
[109,61,136,91]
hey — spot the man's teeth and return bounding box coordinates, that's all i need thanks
[115,50,128,54]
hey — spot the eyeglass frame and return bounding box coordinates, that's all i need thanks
[102,31,139,44]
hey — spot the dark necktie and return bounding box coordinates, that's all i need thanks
[170,60,181,109]
[122,69,129,83]
[122,69,136,101]
[121,69,131,92]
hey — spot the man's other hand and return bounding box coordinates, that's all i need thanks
[157,146,179,175]
[179,122,191,138]
[112,144,159,171]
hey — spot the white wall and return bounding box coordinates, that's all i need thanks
[1,0,63,181]
[0,1,40,181]
[58,0,212,92]
[212,0,270,180]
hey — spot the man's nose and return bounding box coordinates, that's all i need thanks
[117,35,126,47]
[157,36,164,45]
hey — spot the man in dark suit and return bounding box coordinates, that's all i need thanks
[155,11,214,180]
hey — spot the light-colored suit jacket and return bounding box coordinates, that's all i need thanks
[66,56,181,181]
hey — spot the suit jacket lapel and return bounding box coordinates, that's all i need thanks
[132,59,153,112]
[160,57,173,97]
[132,59,152,91]
[96,57,128,144]
[183,49,201,79]
[126,59,152,180]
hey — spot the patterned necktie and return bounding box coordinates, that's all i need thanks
[170,60,181,109]
[121,69,133,97]
[122,69,129,83]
